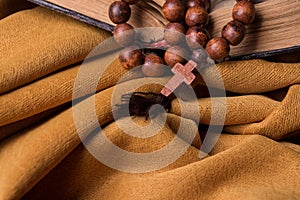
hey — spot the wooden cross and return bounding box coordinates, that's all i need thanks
[161,60,197,97]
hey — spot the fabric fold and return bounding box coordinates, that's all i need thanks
[225,84,300,140]
[0,57,125,126]
[196,59,300,94]
[0,86,114,200]
[0,103,69,141]
[171,95,280,125]
[0,7,111,94]
[23,134,300,200]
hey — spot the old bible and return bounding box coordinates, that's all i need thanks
[27,0,300,60]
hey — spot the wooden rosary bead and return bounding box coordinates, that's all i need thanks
[109,1,131,24]
[142,53,165,77]
[122,0,138,5]
[109,0,255,76]
[119,46,144,69]
[164,46,188,67]
[113,23,136,47]
[232,0,255,25]
[164,23,187,45]
[185,6,209,27]
[162,0,185,22]
[186,0,210,11]
[205,37,230,61]
[191,48,208,64]
[222,20,246,46]
[186,26,209,49]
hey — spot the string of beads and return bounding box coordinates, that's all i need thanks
[109,0,255,75]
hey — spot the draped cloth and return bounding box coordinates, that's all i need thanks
[0,1,299,199]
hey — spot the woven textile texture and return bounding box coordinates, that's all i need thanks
[0,1,299,199]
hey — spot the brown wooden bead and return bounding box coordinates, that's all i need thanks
[205,37,230,61]
[185,6,209,27]
[186,0,210,11]
[164,46,188,67]
[114,23,136,47]
[141,53,165,77]
[119,46,144,69]
[232,0,255,25]
[122,0,138,5]
[109,1,131,24]
[186,26,209,49]
[191,48,208,64]
[162,0,185,22]
[164,23,187,45]
[221,20,246,46]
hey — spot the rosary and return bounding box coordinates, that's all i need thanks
[109,0,256,117]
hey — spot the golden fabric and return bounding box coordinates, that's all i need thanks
[0,2,299,200]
